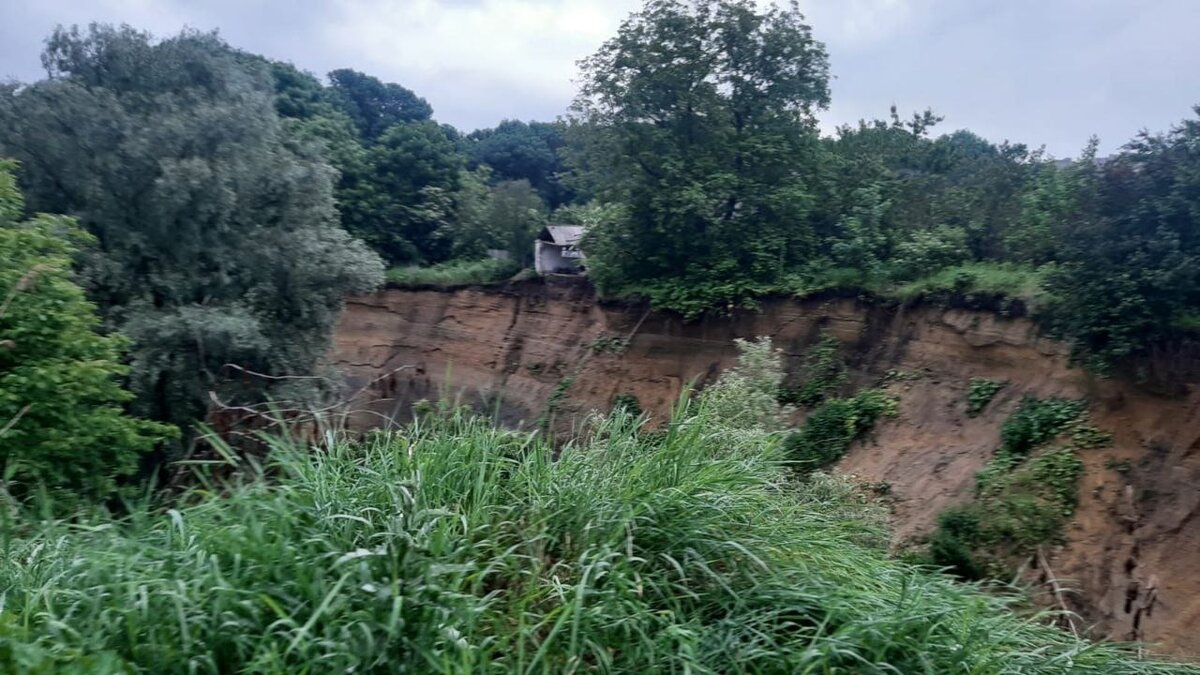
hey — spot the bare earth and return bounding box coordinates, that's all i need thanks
[330,278,1200,658]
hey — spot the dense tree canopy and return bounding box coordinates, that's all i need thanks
[0,159,175,505]
[327,68,433,140]
[570,0,831,314]
[466,120,575,208]
[0,25,384,433]
[1047,110,1200,368]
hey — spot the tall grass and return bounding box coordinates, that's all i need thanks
[385,258,521,287]
[0,403,1192,673]
[893,262,1049,304]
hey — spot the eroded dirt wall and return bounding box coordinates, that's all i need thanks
[330,278,1200,657]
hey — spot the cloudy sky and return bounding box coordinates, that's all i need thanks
[2,0,1198,157]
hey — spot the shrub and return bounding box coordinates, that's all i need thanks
[999,396,1086,456]
[966,378,1006,417]
[610,392,642,417]
[785,388,897,472]
[973,448,1084,552]
[1071,423,1113,450]
[703,336,788,432]
[928,507,987,580]
[779,333,847,408]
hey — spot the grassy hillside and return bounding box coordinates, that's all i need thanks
[1,399,1192,673]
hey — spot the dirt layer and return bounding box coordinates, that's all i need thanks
[330,278,1200,657]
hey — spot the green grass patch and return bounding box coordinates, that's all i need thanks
[0,403,1188,673]
[385,258,521,287]
[893,262,1048,304]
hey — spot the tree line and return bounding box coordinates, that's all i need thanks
[3,1,1200,505]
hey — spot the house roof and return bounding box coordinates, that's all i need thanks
[538,225,585,246]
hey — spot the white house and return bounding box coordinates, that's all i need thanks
[534,225,586,275]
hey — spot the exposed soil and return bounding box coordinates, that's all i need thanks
[329,277,1200,657]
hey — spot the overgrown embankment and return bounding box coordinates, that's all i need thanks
[330,278,1200,657]
[4,388,1194,672]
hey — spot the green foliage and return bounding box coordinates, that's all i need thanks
[571,0,830,314]
[589,334,629,354]
[385,258,520,287]
[966,378,1006,417]
[894,262,1047,304]
[702,337,789,432]
[1071,423,1114,450]
[928,508,987,580]
[1042,116,1200,367]
[610,392,642,417]
[466,120,574,208]
[326,68,432,140]
[483,180,547,266]
[0,406,1189,673]
[0,160,175,505]
[785,388,898,473]
[0,26,384,434]
[932,396,1095,579]
[343,120,464,264]
[1000,396,1086,456]
[976,449,1084,550]
[780,333,847,408]
[932,447,1085,580]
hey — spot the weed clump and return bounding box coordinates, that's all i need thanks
[967,378,1007,417]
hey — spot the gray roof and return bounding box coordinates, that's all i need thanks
[539,225,585,246]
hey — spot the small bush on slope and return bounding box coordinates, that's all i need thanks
[1,401,1191,673]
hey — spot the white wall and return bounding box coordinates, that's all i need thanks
[535,241,583,274]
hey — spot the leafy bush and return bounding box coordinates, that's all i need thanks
[385,258,520,286]
[999,396,1086,456]
[891,224,970,280]
[785,388,897,472]
[703,336,789,432]
[0,160,176,506]
[1071,423,1114,450]
[976,449,1084,551]
[779,333,847,408]
[966,378,1006,417]
[928,508,987,580]
[0,405,1188,673]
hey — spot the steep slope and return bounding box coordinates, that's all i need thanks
[330,277,1200,657]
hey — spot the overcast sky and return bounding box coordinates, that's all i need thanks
[2,0,1198,157]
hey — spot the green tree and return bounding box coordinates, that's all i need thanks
[0,159,175,506]
[342,121,464,264]
[1047,109,1200,367]
[327,68,433,141]
[570,0,830,315]
[486,180,547,266]
[0,25,383,434]
[467,120,575,207]
[442,172,547,265]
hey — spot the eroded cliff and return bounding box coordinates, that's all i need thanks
[330,277,1200,657]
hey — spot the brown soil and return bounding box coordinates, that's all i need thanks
[329,277,1200,657]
